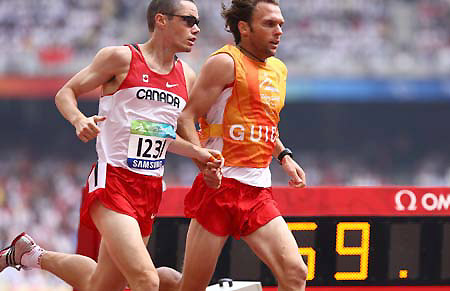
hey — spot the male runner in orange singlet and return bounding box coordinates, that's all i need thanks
[176,1,308,290]
[0,1,222,291]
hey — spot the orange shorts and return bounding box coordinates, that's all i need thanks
[80,163,162,237]
[184,174,281,239]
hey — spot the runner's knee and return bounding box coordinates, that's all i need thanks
[279,257,308,288]
[129,268,160,290]
[158,267,181,290]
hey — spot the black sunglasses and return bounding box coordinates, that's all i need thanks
[165,14,200,27]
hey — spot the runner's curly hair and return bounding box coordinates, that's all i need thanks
[221,0,279,44]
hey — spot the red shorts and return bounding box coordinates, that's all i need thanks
[80,163,162,237]
[184,174,281,239]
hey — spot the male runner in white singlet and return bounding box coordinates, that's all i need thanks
[0,1,221,291]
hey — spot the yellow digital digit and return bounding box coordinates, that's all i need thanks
[288,222,317,280]
[334,222,370,281]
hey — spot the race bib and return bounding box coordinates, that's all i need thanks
[127,120,175,170]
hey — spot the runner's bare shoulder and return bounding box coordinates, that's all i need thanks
[201,53,235,85]
[91,46,132,72]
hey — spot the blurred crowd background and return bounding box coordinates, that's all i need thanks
[2,0,450,76]
[0,0,449,289]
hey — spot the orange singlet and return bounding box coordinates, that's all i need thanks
[199,44,287,171]
[185,45,288,238]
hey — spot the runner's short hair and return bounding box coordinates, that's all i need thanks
[147,0,196,32]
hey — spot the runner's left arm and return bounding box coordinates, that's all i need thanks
[168,134,224,167]
[273,138,306,188]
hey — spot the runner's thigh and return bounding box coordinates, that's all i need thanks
[90,201,157,284]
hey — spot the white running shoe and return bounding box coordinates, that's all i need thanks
[0,232,36,272]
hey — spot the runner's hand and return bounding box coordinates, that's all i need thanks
[196,149,223,189]
[73,115,106,143]
[203,166,222,189]
[206,150,224,169]
[196,148,223,166]
[281,156,306,188]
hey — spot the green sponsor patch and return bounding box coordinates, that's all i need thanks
[131,120,176,139]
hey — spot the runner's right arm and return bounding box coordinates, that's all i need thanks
[177,53,235,147]
[177,53,234,188]
[55,46,131,142]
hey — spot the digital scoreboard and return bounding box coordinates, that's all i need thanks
[285,216,449,286]
[150,187,450,288]
[76,186,450,289]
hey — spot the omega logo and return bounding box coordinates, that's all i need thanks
[395,190,450,212]
[395,190,417,211]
